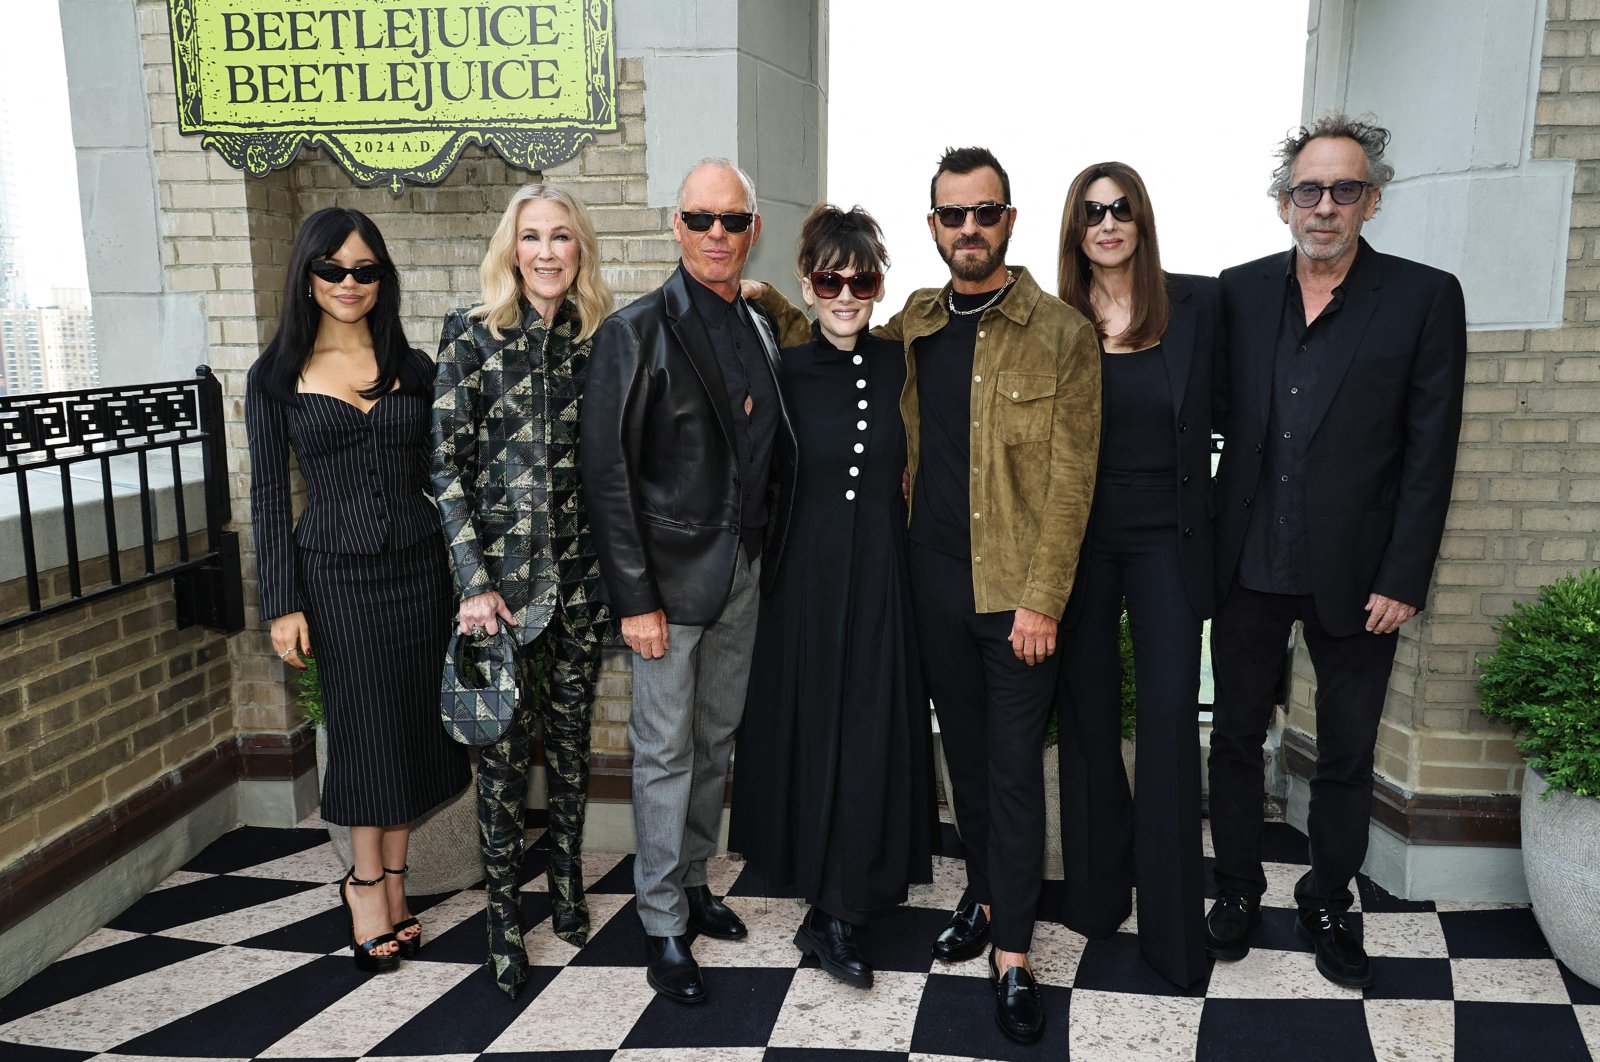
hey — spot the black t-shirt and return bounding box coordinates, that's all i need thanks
[909,284,1012,559]
[1100,343,1176,474]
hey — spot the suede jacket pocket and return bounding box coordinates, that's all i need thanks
[992,371,1057,445]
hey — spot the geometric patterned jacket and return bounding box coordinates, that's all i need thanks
[429,298,610,646]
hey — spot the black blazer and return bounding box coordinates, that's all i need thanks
[579,264,798,626]
[245,350,444,621]
[1213,238,1467,637]
[1064,272,1218,628]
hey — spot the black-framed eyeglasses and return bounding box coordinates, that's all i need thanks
[808,270,883,300]
[679,211,756,233]
[307,260,384,285]
[930,202,1011,228]
[1286,180,1370,208]
[1084,197,1134,226]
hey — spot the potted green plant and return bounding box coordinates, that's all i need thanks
[300,659,485,894]
[1476,567,1600,986]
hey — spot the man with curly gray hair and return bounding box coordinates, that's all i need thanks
[1206,112,1467,989]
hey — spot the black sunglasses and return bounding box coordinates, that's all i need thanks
[679,211,756,233]
[308,260,384,285]
[1084,197,1134,225]
[930,202,1011,228]
[1287,180,1370,208]
[809,270,882,300]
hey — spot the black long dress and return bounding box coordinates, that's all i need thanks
[730,325,935,921]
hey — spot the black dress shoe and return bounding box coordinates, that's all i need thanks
[645,934,706,1004]
[1205,892,1262,961]
[931,899,990,961]
[989,948,1045,1044]
[1296,907,1373,988]
[793,907,873,989]
[685,884,747,940]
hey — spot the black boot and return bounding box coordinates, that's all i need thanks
[685,884,747,940]
[646,933,706,1004]
[485,883,531,999]
[793,907,872,989]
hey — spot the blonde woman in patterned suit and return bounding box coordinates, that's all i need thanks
[430,184,614,999]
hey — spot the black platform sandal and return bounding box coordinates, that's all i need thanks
[385,864,422,959]
[341,869,400,973]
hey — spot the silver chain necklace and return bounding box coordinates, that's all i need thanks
[946,269,1014,317]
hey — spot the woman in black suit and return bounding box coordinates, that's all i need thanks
[247,207,468,973]
[1053,162,1215,988]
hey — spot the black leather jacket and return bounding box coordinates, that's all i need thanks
[580,265,797,626]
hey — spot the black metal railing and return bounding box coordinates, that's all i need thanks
[0,366,243,633]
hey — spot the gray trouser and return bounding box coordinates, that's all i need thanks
[629,551,762,935]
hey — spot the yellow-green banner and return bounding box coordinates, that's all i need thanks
[167,0,616,192]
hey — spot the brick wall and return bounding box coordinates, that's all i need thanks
[134,0,669,755]
[1284,2,1600,800]
[0,536,232,868]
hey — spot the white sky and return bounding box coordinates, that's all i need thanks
[0,1,1309,309]
[825,0,1311,304]
[0,5,88,305]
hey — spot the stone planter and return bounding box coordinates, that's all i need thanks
[1041,740,1136,880]
[1521,767,1600,987]
[316,728,485,894]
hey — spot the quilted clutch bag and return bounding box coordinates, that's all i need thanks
[440,627,520,746]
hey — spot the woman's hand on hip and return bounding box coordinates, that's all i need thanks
[271,612,311,669]
[459,590,517,635]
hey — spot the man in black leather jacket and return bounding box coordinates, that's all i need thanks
[579,158,795,1005]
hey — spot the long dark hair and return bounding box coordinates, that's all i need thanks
[1057,161,1169,351]
[252,207,425,404]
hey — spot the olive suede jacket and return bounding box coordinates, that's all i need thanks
[761,266,1100,619]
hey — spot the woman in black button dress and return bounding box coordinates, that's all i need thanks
[730,204,935,990]
[1052,162,1217,988]
[246,207,468,973]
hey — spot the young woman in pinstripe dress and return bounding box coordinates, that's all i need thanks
[246,207,469,973]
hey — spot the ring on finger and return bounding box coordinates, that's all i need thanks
[279,647,293,659]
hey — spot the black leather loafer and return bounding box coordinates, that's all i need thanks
[1205,892,1262,961]
[1296,907,1374,988]
[990,948,1045,1044]
[931,899,990,961]
[793,907,873,989]
[685,884,747,940]
[645,934,706,1004]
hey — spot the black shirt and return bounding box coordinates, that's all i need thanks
[910,284,1011,559]
[687,273,780,559]
[1100,343,1175,474]
[1238,260,1347,595]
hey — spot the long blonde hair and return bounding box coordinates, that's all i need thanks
[469,184,613,342]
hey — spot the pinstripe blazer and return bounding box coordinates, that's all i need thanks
[246,350,444,622]
[429,300,608,645]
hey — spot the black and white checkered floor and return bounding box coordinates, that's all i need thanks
[2,815,1597,1061]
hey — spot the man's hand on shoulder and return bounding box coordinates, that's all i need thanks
[1364,593,1418,635]
[1010,606,1058,666]
[622,609,670,659]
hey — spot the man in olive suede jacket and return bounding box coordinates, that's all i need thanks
[758,146,1099,1044]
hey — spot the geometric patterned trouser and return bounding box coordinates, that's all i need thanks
[477,595,603,999]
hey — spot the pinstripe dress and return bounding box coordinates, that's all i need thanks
[247,350,469,826]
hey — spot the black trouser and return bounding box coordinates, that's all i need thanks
[911,543,1058,953]
[1057,472,1206,987]
[1208,583,1399,913]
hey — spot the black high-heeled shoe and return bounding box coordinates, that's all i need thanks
[341,869,400,973]
[385,864,422,959]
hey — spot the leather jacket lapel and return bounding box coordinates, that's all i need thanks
[665,269,737,451]
[1302,245,1383,441]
